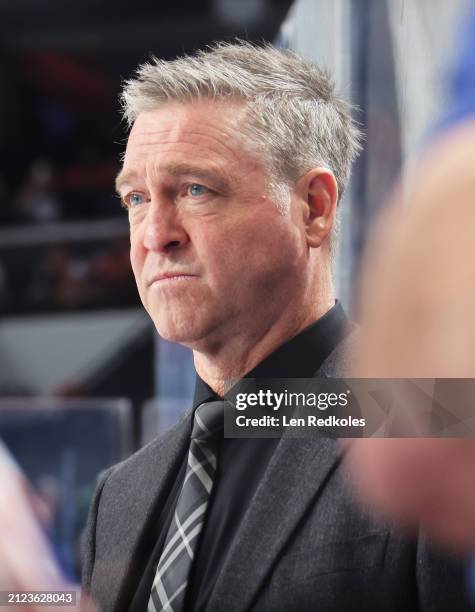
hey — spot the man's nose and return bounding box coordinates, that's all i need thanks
[142,203,189,253]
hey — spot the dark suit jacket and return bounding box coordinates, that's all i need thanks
[82,331,470,611]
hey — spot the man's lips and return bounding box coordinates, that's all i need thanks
[147,273,198,287]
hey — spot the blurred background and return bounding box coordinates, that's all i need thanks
[0,0,470,582]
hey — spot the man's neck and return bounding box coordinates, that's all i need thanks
[193,298,335,396]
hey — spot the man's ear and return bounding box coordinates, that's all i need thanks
[297,168,338,248]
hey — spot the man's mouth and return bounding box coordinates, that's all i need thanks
[148,273,198,287]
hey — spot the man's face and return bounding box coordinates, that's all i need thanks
[117,100,310,347]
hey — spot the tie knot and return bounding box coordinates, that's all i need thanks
[192,400,225,440]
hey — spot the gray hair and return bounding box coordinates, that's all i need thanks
[121,41,362,261]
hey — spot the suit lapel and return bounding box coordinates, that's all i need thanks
[207,434,341,612]
[92,412,192,612]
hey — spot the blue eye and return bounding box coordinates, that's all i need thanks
[129,193,144,207]
[189,184,207,197]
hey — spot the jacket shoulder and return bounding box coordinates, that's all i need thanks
[316,323,360,378]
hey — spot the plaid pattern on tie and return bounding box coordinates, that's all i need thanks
[148,400,224,612]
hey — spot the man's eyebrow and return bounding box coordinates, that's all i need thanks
[115,163,229,195]
[115,170,139,195]
[164,162,230,191]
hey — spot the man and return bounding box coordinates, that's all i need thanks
[81,42,470,611]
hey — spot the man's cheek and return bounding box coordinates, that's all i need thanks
[128,248,147,305]
[129,234,143,273]
[129,256,141,289]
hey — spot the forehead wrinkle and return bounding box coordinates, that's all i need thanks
[124,137,263,187]
[129,128,249,168]
[130,105,253,161]
[153,143,263,189]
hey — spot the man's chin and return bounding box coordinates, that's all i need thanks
[153,320,207,346]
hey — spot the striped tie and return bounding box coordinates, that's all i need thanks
[148,400,224,612]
